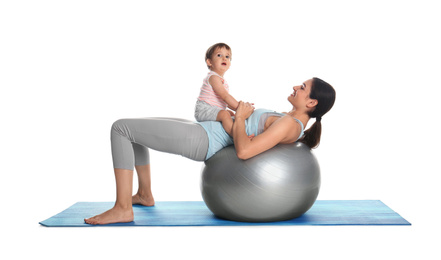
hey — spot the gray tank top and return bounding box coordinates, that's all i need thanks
[258,112,305,138]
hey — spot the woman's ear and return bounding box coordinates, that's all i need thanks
[307,99,318,108]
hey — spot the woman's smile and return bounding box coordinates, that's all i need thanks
[291,89,297,97]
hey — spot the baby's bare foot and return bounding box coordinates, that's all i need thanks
[132,193,155,206]
[84,206,134,225]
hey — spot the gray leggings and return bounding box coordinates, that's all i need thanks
[111,117,209,170]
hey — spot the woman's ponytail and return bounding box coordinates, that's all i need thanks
[299,78,335,149]
[300,118,322,148]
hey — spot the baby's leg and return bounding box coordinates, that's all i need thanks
[217,110,234,136]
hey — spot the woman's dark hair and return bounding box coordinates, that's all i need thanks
[299,77,336,149]
[205,43,232,69]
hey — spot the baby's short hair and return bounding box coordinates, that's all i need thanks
[205,43,232,69]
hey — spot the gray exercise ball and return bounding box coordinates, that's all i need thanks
[200,142,320,222]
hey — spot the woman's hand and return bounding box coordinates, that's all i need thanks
[235,101,255,120]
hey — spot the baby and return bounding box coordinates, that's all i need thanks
[195,43,239,135]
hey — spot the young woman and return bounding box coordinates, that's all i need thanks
[84,77,336,225]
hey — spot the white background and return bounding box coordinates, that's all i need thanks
[1,0,440,259]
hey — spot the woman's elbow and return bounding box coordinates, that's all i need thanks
[236,149,252,160]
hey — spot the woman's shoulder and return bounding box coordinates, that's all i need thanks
[280,115,305,141]
[265,114,304,143]
[274,114,302,126]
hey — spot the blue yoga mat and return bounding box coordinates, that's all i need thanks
[39,200,410,227]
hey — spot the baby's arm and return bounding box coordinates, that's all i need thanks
[209,76,239,111]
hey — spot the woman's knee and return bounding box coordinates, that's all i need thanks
[111,119,132,139]
[111,119,124,132]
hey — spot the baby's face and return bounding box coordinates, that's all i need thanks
[206,47,231,74]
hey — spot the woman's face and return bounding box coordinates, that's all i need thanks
[289,78,312,102]
[288,78,318,110]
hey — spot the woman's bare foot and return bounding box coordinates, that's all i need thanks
[84,205,134,225]
[132,193,155,206]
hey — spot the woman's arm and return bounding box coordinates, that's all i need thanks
[233,102,301,160]
[209,76,239,110]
